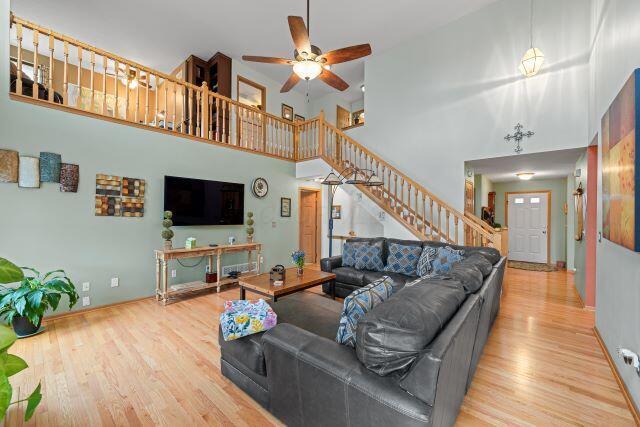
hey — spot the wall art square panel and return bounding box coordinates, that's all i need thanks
[39,152,62,183]
[121,197,145,217]
[95,196,121,216]
[18,156,40,188]
[122,177,145,197]
[60,163,80,192]
[601,69,640,252]
[0,149,19,183]
[95,174,121,196]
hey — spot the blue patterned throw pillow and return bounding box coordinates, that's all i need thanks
[429,246,465,276]
[417,246,437,277]
[354,244,385,271]
[336,276,395,347]
[384,243,423,276]
[342,241,363,267]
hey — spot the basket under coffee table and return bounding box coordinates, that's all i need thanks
[238,267,336,302]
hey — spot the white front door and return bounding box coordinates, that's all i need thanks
[508,192,549,263]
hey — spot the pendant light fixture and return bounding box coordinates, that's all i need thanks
[519,0,544,77]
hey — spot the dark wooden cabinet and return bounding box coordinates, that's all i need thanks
[173,52,231,139]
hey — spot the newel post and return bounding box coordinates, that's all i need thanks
[318,110,325,157]
[201,81,209,139]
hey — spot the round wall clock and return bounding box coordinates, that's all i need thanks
[251,178,269,198]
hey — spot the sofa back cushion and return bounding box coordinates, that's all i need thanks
[383,242,423,276]
[423,240,501,265]
[353,243,385,271]
[336,276,395,347]
[446,254,494,295]
[355,279,466,375]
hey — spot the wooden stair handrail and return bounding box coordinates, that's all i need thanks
[464,212,496,234]
[320,121,496,242]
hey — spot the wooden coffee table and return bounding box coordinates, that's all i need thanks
[238,267,336,302]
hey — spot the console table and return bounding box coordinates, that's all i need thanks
[154,243,262,305]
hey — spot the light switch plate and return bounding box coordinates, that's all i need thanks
[110,277,119,287]
[82,296,90,306]
[82,282,90,292]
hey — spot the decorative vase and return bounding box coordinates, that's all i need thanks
[164,240,172,251]
[12,315,41,337]
[297,266,304,276]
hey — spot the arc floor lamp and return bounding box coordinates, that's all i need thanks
[320,165,384,257]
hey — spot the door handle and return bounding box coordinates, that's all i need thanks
[542,230,547,235]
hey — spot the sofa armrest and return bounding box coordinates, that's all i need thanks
[320,255,342,272]
[263,324,431,426]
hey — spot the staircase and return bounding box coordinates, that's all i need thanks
[8,14,501,251]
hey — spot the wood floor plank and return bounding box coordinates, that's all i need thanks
[4,268,635,426]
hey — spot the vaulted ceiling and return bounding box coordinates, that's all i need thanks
[11,0,498,100]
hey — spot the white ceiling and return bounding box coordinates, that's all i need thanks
[11,0,498,101]
[466,148,585,182]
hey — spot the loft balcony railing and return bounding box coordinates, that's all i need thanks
[7,13,501,250]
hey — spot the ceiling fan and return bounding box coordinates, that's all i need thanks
[242,0,371,93]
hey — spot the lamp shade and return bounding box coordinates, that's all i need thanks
[345,170,367,185]
[365,174,384,186]
[519,47,544,77]
[321,172,342,185]
[293,60,322,80]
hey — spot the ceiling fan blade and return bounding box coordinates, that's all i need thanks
[288,16,311,55]
[242,56,292,65]
[280,73,301,93]
[319,69,349,91]
[320,44,372,65]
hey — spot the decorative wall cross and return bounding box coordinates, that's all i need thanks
[504,123,534,154]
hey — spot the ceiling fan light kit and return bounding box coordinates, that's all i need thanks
[242,0,371,92]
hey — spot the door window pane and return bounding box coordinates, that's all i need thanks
[514,198,525,204]
[530,197,541,204]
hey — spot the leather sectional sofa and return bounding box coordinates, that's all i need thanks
[219,237,506,426]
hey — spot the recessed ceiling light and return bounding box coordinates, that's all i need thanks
[516,172,535,180]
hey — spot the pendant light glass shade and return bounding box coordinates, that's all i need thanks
[293,60,322,80]
[519,47,544,77]
[321,171,342,185]
[365,174,384,186]
[345,170,367,185]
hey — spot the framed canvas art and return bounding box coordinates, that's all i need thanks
[601,69,640,252]
[281,104,293,122]
[280,197,291,217]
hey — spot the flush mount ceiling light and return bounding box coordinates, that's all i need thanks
[519,0,544,77]
[516,172,535,180]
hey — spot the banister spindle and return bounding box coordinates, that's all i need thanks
[180,85,186,134]
[163,78,168,129]
[124,64,130,120]
[63,41,69,105]
[454,217,459,244]
[172,81,177,132]
[134,69,140,123]
[145,72,150,125]
[446,210,451,242]
[48,34,55,102]
[89,51,95,110]
[196,88,201,137]
[430,199,435,239]
[438,205,442,241]
[102,56,107,114]
[154,76,160,128]
[76,45,82,108]
[114,60,119,118]
[32,30,39,99]
[15,23,23,95]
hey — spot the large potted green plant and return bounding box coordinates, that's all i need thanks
[0,258,79,337]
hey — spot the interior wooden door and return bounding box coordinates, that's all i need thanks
[336,105,351,130]
[299,189,321,264]
[464,180,475,243]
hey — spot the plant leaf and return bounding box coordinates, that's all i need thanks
[0,260,23,285]
[0,326,16,353]
[3,354,27,377]
[19,267,40,278]
[47,293,61,311]
[26,291,43,310]
[42,270,65,282]
[0,370,11,421]
[14,298,26,316]
[24,382,41,421]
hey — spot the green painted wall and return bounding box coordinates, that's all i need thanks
[493,178,568,263]
[0,21,301,313]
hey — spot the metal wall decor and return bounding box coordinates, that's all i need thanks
[95,173,145,217]
[504,123,535,154]
[251,177,269,198]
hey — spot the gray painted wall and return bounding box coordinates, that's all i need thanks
[492,178,568,263]
[590,0,640,408]
[0,2,301,313]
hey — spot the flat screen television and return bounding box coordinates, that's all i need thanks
[164,176,244,226]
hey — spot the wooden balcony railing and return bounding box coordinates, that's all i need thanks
[8,14,499,249]
[9,14,297,160]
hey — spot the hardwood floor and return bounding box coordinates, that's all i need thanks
[6,268,635,426]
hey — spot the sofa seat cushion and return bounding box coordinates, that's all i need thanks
[336,277,395,347]
[363,271,415,290]
[355,279,466,376]
[333,267,366,287]
[272,291,342,340]
[384,243,423,276]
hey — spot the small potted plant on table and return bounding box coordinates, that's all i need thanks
[0,258,79,337]
[291,250,306,276]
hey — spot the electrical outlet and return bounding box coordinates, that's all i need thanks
[82,296,90,306]
[82,282,90,292]
[272,221,277,228]
[110,277,119,287]
[171,269,177,278]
